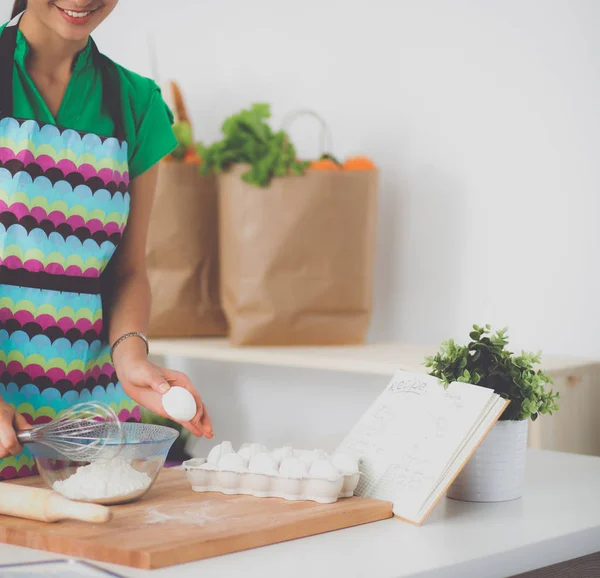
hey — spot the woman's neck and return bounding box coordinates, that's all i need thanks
[19,10,88,78]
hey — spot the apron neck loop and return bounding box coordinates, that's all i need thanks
[90,38,126,143]
[7,11,25,27]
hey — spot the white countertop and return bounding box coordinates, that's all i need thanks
[149,338,600,377]
[1,449,599,578]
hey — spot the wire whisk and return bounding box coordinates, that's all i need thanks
[17,401,125,462]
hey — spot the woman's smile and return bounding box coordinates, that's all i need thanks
[52,2,102,26]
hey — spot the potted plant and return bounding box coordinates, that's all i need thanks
[425,324,560,502]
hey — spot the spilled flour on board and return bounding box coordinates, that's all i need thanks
[144,501,234,527]
[143,500,283,528]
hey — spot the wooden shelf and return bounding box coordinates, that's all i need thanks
[149,338,599,377]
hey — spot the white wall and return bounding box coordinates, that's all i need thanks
[162,357,391,456]
[3,0,599,358]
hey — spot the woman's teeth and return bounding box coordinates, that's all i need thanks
[61,9,92,18]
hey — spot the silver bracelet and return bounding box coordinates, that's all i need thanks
[110,332,149,364]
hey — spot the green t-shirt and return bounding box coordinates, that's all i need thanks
[0,22,178,180]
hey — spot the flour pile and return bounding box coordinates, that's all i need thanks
[53,458,152,500]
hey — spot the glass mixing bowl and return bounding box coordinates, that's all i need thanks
[30,423,179,505]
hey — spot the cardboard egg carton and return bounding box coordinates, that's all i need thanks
[183,442,360,504]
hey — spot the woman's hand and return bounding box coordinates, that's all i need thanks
[114,352,213,439]
[0,400,32,459]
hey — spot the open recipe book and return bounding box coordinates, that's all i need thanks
[335,371,509,525]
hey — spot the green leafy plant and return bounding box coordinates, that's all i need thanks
[171,120,194,160]
[197,103,309,187]
[140,408,191,463]
[424,324,560,421]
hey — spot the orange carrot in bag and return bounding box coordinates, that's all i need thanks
[310,158,341,170]
[343,156,376,171]
[310,153,342,170]
[169,81,191,125]
[183,148,202,163]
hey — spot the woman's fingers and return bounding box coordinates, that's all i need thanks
[0,406,23,457]
[141,366,171,395]
[198,408,213,439]
[183,421,207,438]
[14,413,32,431]
[187,404,213,439]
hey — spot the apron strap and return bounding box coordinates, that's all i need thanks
[0,14,21,119]
[0,16,125,143]
[90,38,126,143]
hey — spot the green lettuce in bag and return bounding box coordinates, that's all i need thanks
[197,103,308,187]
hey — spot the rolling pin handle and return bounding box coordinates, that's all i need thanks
[0,483,112,524]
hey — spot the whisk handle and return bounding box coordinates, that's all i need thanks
[16,430,35,444]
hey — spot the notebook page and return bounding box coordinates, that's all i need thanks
[438,395,503,480]
[335,371,498,524]
[413,395,509,523]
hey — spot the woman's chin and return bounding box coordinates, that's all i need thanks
[53,20,97,42]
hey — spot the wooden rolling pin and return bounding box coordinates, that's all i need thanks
[0,483,112,523]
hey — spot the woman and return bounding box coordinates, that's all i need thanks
[0,0,213,479]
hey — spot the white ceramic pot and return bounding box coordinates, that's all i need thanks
[446,419,528,503]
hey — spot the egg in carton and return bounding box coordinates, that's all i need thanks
[183,442,360,503]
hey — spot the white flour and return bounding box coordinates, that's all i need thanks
[144,501,246,527]
[53,458,152,500]
[144,502,218,526]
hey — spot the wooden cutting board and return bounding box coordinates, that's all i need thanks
[0,469,393,569]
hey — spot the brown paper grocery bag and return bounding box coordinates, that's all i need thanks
[219,164,378,346]
[146,162,227,337]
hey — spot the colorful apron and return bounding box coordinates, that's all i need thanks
[0,14,139,480]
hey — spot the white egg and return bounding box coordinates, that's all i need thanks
[309,459,340,481]
[238,443,268,461]
[313,449,329,461]
[271,446,293,466]
[248,452,279,475]
[297,448,329,467]
[218,452,248,472]
[161,386,197,422]
[207,441,234,464]
[297,450,316,467]
[279,457,309,479]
